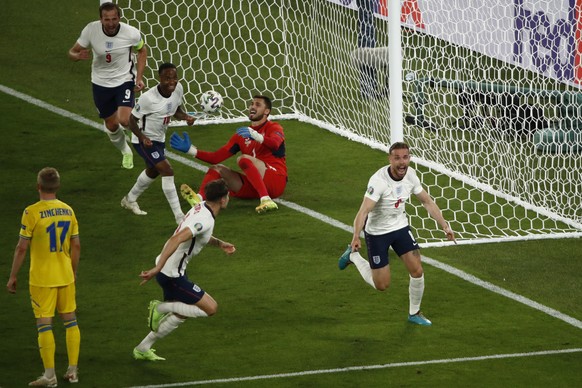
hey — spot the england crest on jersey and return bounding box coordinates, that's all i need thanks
[106,41,113,50]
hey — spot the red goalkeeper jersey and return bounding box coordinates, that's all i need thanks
[196,120,287,176]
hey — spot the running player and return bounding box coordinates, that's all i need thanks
[120,62,195,224]
[68,1,148,169]
[338,142,456,326]
[133,179,235,361]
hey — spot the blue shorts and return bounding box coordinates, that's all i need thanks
[364,226,420,269]
[156,272,205,304]
[133,141,167,168]
[92,81,135,119]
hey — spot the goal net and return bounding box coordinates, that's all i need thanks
[120,0,582,246]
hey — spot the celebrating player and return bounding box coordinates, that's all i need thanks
[338,142,456,326]
[133,179,235,361]
[68,2,148,169]
[7,167,81,386]
[170,95,287,214]
[121,62,195,224]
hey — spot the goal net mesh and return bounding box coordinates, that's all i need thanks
[121,0,582,245]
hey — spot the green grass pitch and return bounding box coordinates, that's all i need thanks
[0,1,581,387]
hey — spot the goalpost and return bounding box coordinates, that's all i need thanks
[120,0,582,246]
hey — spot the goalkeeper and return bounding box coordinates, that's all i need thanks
[170,95,287,214]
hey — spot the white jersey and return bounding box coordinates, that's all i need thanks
[157,203,215,278]
[364,165,423,235]
[130,83,185,143]
[77,21,143,87]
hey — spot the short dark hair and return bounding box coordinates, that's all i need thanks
[389,141,410,154]
[99,2,121,18]
[253,95,272,111]
[37,167,60,193]
[158,62,177,75]
[205,179,229,202]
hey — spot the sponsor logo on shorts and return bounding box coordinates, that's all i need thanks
[373,255,381,265]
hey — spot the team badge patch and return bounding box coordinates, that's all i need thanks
[367,186,374,195]
[194,223,203,231]
[106,41,113,50]
[192,284,201,292]
[396,186,403,196]
[135,103,141,112]
[373,255,381,265]
[152,151,160,159]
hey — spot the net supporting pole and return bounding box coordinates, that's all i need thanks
[389,0,403,144]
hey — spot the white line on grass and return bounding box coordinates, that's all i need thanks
[125,348,582,387]
[3,85,581,384]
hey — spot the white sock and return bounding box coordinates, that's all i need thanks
[162,176,184,219]
[44,368,56,379]
[127,170,155,202]
[409,274,425,315]
[135,314,185,352]
[350,251,376,289]
[105,124,132,155]
[158,301,208,318]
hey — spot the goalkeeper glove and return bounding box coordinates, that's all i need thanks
[170,132,197,156]
[236,126,264,143]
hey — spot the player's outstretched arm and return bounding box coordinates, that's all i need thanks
[210,236,236,255]
[134,43,147,92]
[174,106,195,126]
[139,228,194,285]
[170,132,198,156]
[416,190,456,243]
[68,42,90,62]
[236,127,264,143]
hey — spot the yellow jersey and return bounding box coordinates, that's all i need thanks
[19,199,79,287]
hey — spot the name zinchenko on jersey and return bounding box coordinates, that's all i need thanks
[39,208,73,218]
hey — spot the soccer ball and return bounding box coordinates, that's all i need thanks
[199,90,223,113]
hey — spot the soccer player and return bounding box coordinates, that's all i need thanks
[133,179,235,361]
[7,167,81,386]
[68,1,148,170]
[338,142,456,326]
[170,95,287,214]
[121,62,195,224]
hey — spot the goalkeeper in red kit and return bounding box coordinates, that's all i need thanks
[170,95,287,213]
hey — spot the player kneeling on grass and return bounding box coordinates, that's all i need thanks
[133,179,235,361]
[338,142,456,326]
[121,62,195,224]
[170,95,287,214]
